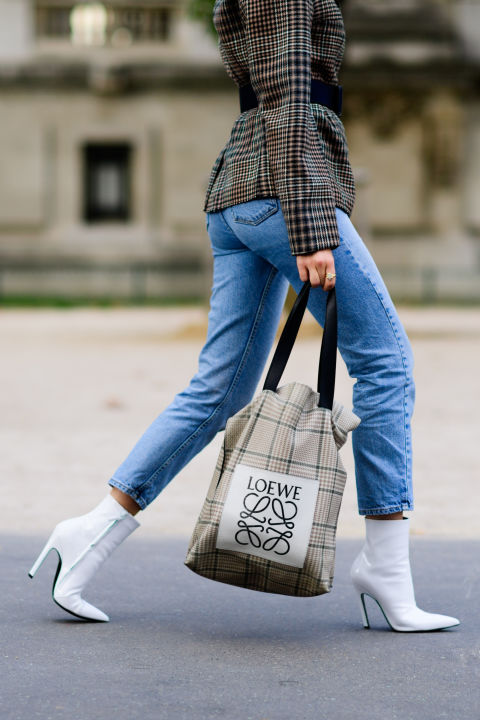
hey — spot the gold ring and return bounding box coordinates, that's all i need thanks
[325,272,336,280]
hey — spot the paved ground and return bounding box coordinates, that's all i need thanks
[1,303,479,719]
[2,535,478,720]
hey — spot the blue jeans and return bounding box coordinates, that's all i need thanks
[109,199,415,515]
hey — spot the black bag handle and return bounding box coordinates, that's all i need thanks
[263,282,337,410]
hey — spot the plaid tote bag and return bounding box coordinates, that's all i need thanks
[185,282,360,597]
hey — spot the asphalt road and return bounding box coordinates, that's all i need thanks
[2,534,478,720]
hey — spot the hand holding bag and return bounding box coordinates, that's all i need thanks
[185,282,361,597]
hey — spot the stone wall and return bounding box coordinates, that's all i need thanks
[0,0,479,302]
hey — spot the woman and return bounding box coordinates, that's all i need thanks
[29,0,459,632]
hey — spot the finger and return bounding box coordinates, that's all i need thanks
[296,259,308,283]
[308,264,322,288]
[313,262,328,290]
[322,261,336,291]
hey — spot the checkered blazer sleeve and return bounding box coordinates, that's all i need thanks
[240,0,341,255]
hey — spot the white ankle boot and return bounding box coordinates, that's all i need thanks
[29,494,140,622]
[350,517,459,632]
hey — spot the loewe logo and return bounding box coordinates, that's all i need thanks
[235,476,301,555]
[216,464,319,568]
[247,475,302,499]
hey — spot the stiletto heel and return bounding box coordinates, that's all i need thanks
[358,592,370,629]
[28,536,57,578]
[350,518,460,632]
[28,494,140,622]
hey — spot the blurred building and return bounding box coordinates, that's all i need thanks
[0,0,224,301]
[0,0,479,302]
[341,0,480,301]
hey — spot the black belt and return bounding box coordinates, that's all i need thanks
[239,78,343,116]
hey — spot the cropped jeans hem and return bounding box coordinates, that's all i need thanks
[108,478,149,511]
[358,502,414,516]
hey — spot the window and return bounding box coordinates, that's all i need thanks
[112,7,171,41]
[35,2,173,44]
[36,5,72,38]
[83,143,132,222]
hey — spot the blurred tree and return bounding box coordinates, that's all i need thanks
[187,0,217,37]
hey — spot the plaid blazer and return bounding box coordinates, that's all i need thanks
[203,0,356,255]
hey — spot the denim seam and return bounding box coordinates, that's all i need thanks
[108,478,147,508]
[358,502,414,516]
[127,264,279,506]
[219,208,235,234]
[341,233,412,510]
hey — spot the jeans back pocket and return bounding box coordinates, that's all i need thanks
[231,198,279,226]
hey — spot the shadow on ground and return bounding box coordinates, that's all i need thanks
[1,536,479,720]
